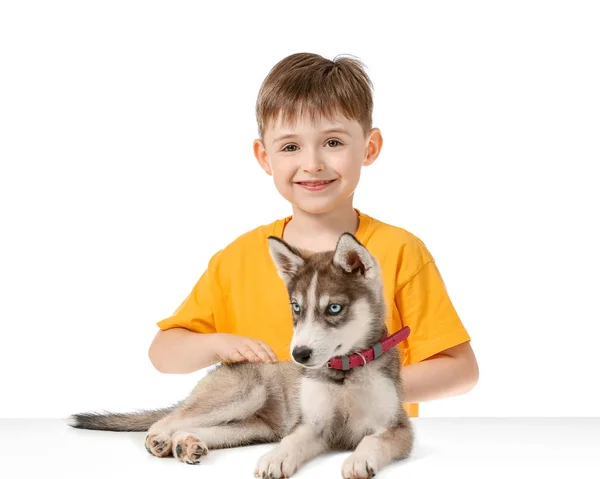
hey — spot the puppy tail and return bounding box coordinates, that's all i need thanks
[66,405,177,432]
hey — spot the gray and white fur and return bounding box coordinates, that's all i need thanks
[68,233,414,479]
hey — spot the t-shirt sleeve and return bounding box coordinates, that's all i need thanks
[156,251,223,334]
[395,259,471,364]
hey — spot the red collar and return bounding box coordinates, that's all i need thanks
[326,326,411,370]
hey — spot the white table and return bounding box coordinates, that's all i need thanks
[1,418,598,478]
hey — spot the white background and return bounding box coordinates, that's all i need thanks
[1,0,598,420]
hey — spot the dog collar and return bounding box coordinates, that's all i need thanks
[326,326,411,370]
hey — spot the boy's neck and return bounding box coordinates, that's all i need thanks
[282,199,359,253]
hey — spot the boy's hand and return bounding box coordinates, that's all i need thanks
[213,333,278,364]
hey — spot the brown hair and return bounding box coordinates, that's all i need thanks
[255,52,374,142]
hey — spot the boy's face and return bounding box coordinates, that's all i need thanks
[254,112,382,216]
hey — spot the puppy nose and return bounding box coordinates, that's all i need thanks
[292,346,313,364]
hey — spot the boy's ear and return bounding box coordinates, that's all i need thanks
[333,233,377,280]
[254,139,272,176]
[267,236,305,285]
[363,128,383,167]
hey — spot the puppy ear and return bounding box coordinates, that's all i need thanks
[267,236,306,285]
[333,233,377,279]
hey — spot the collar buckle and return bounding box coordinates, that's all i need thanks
[355,351,367,367]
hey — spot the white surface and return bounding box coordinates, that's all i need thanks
[1,0,600,419]
[0,418,598,478]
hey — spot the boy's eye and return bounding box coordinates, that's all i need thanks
[327,304,343,314]
[282,140,341,152]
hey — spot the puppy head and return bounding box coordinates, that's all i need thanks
[268,233,386,368]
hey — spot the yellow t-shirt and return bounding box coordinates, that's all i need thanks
[157,209,471,418]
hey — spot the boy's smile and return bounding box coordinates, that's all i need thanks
[295,179,337,191]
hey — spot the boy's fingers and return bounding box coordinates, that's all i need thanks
[230,350,245,362]
[246,342,268,362]
[252,345,272,363]
[263,346,278,363]
[240,345,260,363]
[256,341,278,363]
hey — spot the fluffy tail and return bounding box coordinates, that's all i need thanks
[67,406,176,432]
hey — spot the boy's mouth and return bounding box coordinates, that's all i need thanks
[295,179,336,191]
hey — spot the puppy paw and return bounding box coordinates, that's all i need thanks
[254,446,300,478]
[341,452,378,479]
[144,431,172,457]
[172,431,209,465]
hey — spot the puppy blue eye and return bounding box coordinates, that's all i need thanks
[328,304,342,314]
[291,303,301,313]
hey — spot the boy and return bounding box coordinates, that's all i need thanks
[148,52,479,418]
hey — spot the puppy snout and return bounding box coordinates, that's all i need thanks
[292,346,313,364]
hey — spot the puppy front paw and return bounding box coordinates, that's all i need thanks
[341,452,378,479]
[144,431,172,457]
[171,431,209,465]
[254,446,301,478]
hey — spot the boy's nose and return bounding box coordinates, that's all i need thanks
[292,346,313,364]
[302,156,325,173]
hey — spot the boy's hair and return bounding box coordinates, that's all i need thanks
[256,52,374,142]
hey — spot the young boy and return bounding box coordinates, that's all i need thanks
[148,52,479,418]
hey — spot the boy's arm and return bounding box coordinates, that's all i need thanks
[400,341,479,403]
[148,327,278,374]
[148,327,222,374]
[394,243,478,404]
[149,250,225,374]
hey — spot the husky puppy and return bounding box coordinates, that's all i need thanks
[69,233,414,478]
